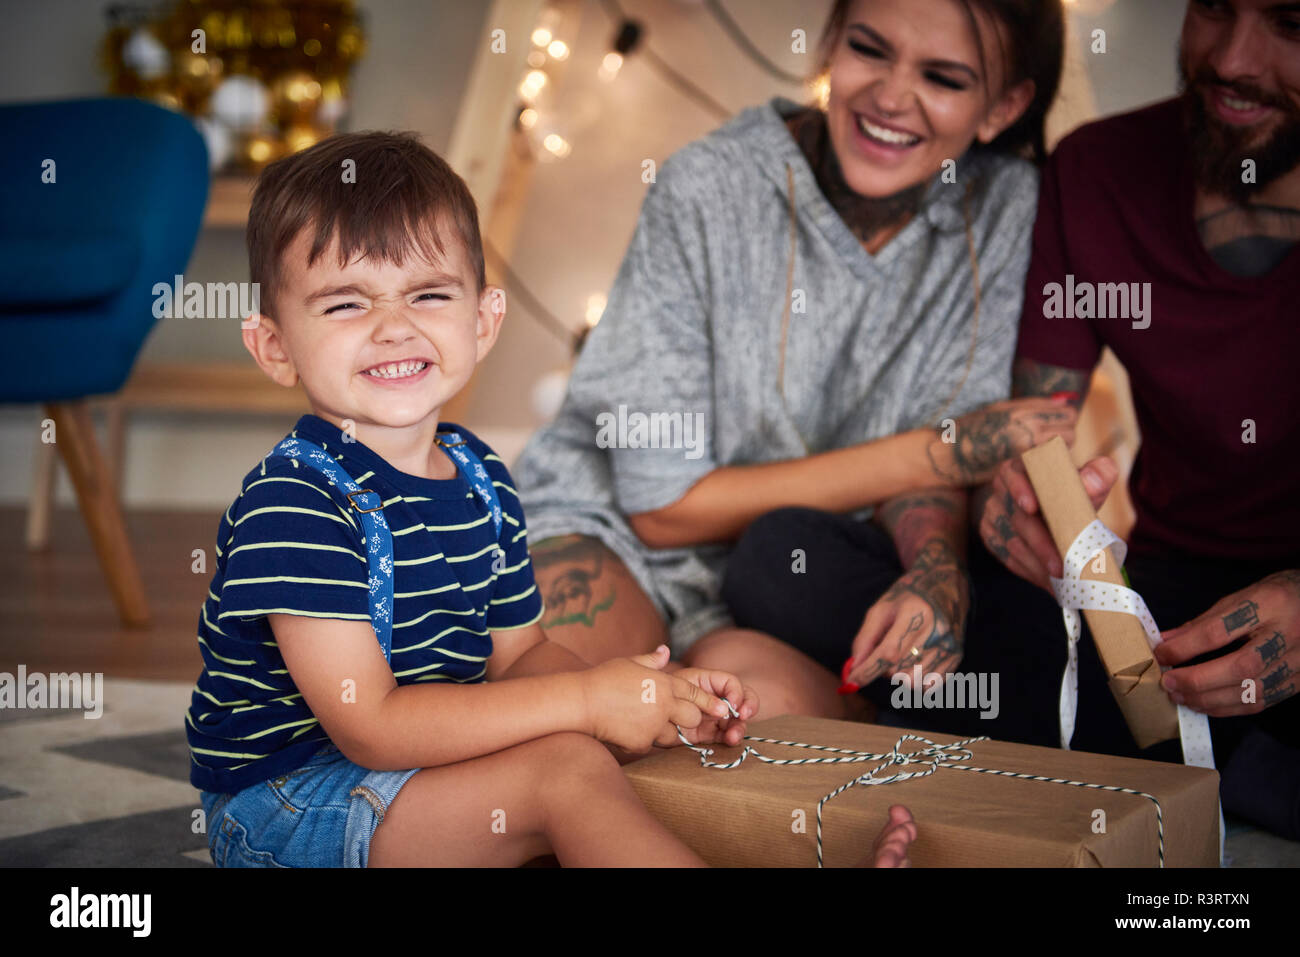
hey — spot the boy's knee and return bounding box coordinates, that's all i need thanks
[532,730,611,761]
[530,732,618,797]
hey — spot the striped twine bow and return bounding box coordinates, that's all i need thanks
[676,701,1167,867]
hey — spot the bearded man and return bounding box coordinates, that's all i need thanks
[960,0,1300,841]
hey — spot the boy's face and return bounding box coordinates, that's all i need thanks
[243,223,503,436]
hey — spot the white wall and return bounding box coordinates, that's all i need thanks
[0,0,494,508]
[464,0,1191,432]
[0,0,1191,509]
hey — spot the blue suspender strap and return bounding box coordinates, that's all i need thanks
[268,437,395,663]
[436,432,503,538]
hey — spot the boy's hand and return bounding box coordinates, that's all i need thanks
[672,666,758,747]
[578,645,731,753]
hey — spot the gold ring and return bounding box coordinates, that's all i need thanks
[910,646,922,660]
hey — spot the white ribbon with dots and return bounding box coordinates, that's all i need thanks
[1050,519,1223,862]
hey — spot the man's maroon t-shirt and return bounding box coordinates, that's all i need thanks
[1016,98,1300,561]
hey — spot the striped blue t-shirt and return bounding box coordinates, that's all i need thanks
[186,414,544,794]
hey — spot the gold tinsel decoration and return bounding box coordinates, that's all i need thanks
[101,1,366,174]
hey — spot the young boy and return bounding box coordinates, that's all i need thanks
[185,131,916,867]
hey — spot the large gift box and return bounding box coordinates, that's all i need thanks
[624,715,1220,867]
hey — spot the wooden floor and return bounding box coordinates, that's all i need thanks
[0,505,211,681]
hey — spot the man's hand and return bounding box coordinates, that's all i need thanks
[1156,570,1300,717]
[842,540,969,690]
[977,456,1119,590]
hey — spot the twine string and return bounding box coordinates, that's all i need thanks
[674,700,1166,868]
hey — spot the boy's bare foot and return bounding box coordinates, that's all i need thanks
[866,804,917,867]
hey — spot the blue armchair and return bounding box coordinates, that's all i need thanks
[0,97,209,626]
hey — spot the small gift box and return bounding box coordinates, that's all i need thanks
[1021,436,1180,749]
[624,715,1220,867]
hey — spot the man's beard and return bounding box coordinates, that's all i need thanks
[1179,56,1300,204]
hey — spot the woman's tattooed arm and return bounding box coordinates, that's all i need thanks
[970,358,1093,551]
[864,489,971,678]
[1011,358,1091,409]
[875,488,967,570]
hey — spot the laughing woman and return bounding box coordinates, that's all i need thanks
[513,0,1070,719]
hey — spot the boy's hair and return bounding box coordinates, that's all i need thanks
[247,130,486,321]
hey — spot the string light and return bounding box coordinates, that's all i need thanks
[585,293,607,328]
[598,51,623,82]
[504,0,754,352]
[518,69,548,103]
[542,132,572,158]
[811,72,830,111]
[599,1,730,119]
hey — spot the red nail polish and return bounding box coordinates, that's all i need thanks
[1050,391,1079,404]
[837,681,860,696]
[841,658,854,681]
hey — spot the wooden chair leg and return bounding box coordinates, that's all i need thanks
[25,412,56,551]
[44,399,151,627]
[104,397,126,501]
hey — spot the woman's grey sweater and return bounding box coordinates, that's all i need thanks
[513,96,1040,652]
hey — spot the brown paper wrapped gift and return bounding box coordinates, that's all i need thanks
[1020,436,1179,748]
[624,715,1219,867]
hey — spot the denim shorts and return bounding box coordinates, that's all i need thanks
[200,743,421,868]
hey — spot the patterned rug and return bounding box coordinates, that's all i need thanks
[0,680,208,866]
[1,678,1297,867]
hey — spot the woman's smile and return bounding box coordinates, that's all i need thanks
[849,109,927,165]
